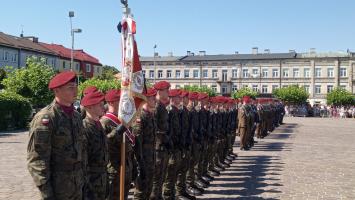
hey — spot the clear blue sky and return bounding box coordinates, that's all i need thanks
[1,0,355,69]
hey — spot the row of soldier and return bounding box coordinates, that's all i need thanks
[27,71,284,200]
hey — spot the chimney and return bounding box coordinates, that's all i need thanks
[154,52,159,57]
[199,51,206,56]
[252,47,258,54]
[289,49,296,53]
[168,52,173,57]
[187,51,191,56]
[235,51,239,54]
[23,36,39,43]
[310,48,316,54]
[191,52,195,56]
[264,49,270,54]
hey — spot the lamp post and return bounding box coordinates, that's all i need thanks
[69,11,82,72]
[153,44,157,83]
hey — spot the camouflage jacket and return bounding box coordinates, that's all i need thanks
[154,102,170,150]
[167,105,182,150]
[180,106,191,147]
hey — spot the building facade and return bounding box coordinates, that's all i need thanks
[140,49,355,105]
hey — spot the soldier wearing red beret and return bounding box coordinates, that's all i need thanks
[151,81,172,200]
[27,71,86,200]
[81,91,108,199]
[238,96,252,150]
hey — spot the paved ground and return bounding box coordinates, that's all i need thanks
[0,117,354,199]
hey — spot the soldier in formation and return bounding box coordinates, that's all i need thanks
[27,76,284,200]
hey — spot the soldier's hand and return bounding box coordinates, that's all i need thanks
[115,125,127,136]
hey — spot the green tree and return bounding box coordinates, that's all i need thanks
[326,87,355,105]
[273,85,309,104]
[231,87,258,99]
[1,56,55,108]
[79,78,121,97]
[98,65,120,80]
[183,85,216,97]
[0,68,6,90]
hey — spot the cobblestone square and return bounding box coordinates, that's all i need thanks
[0,117,354,199]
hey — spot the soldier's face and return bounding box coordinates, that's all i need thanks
[157,89,169,104]
[147,96,156,109]
[183,97,189,106]
[107,101,119,113]
[170,96,181,107]
[54,82,78,104]
[86,102,105,118]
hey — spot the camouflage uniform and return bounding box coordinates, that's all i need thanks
[100,114,133,200]
[208,109,218,172]
[229,107,238,154]
[197,107,209,180]
[27,101,85,200]
[83,117,109,200]
[238,104,249,149]
[163,105,182,199]
[133,109,156,200]
[150,102,170,200]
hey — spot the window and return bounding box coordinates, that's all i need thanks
[262,85,268,93]
[175,70,181,78]
[327,85,333,93]
[158,70,163,78]
[232,69,238,78]
[203,69,208,78]
[12,54,18,62]
[4,52,9,61]
[149,70,154,78]
[315,68,321,77]
[86,64,91,72]
[293,68,299,77]
[222,70,227,81]
[252,69,259,76]
[304,68,310,78]
[252,85,258,92]
[327,68,334,77]
[63,61,66,69]
[175,85,181,89]
[211,85,217,92]
[272,69,279,77]
[96,67,100,74]
[282,85,288,88]
[339,85,346,89]
[167,70,172,78]
[222,86,227,94]
[242,69,249,78]
[193,69,199,78]
[340,68,347,77]
[272,85,279,92]
[242,84,248,88]
[142,70,146,77]
[212,69,218,78]
[315,85,321,94]
[184,70,189,78]
[76,63,80,71]
[304,85,310,93]
[232,84,237,92]
[262,69,268,78]
[52,59,56,67]
[283,69,289,77]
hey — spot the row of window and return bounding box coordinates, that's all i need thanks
[143,67,348,79]
[0,51,18,63]
[61,61,99,73]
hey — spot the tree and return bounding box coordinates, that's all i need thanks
[1,56,55,108]
[0,68,6,90]
[273,85,309,104]
[183,85,216,97]
[79,78,121,97]
[326,87,355,106]
[98,65,120,80]
[231,87,258,99]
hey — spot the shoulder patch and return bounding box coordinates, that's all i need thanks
[41,114,50,126]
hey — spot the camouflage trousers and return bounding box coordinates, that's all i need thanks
[218,135,227,163]
[199,140,210,177]
[107,160,133,200]
[208,139,217,171]
[176,148,191,196]
[186,142,201,186]
[239,127,248,148]
[50,169,84,200]
[134,158,155,200]
[230,131,237,153]
[150,150,169,200]
[85,169,108,200]
[163,150,182,200]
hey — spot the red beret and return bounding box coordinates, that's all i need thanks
[188,92,198,100]
[144,88,157,97]
[81,91,105,107]
[228,99,235,104]
[83,86,98,96]
[49,71,76,89]
[234,99,239,103]
[209,96,215,103]
[197,93,209,101]
[105,89,121,102]
[242,96,251,103]
[180,90,189,98]
[169,89,181,97]
[153,81,171,90]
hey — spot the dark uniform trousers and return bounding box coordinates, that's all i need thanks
[163,150,182,199]
[150,149,169,200]
[176,149,190,196]
[186,142,201,186]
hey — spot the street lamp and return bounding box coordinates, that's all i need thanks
[153,44,157,83]
[69,11,82,72]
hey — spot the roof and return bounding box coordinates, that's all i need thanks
[140,53,297,62]
[41,43,101,65]
[0,32,56,55]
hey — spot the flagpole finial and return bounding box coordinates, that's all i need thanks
[121,0,128,7]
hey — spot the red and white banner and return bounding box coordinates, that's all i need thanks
[118,13,146,127]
